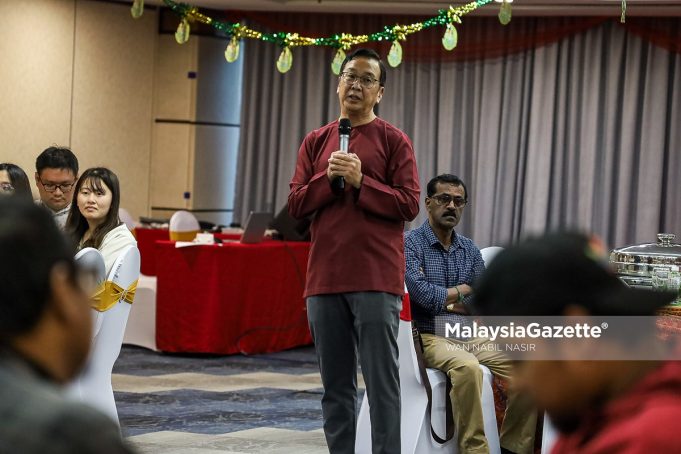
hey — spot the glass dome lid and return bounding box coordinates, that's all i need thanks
[610,233,681,276]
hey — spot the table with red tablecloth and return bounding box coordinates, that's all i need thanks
[135,227,241,276]
[155,240,313,354]
[134,227,170,275]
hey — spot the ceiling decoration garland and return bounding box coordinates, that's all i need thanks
[131,0,514,73]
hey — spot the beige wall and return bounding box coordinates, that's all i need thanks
[0,0,157,219]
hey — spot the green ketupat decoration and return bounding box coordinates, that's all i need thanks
[498,0,512,25]
[175,18,190,44]
[225,37,240,62]
[387,40,403,68]
[331,48,346,75]
[277,47,293,73]
[131,0,144,19]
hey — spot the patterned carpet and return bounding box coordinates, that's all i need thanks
[113,346,364,453]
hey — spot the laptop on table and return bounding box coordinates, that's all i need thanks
[239,211,273,244]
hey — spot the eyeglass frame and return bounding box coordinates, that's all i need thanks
[339,71,380,89]
[428,193,468,209]
[38,178,76,193]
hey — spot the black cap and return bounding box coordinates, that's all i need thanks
[474,232,677,316]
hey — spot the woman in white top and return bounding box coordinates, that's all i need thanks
[65,167,136,275]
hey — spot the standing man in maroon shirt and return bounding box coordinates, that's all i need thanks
[289,48,420,453]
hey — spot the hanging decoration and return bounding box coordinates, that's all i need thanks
[387,41,403,67]
[621,0,627,23]
[276,47,293,73]
[498,0,512,25]
[224,37,240,62]
[331,48,346,75]
[131,0,144,19]
[175,18,190,44]
[442,21,459,51]
[157,0,498,72]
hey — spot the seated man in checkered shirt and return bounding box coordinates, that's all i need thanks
[405,174,536,454]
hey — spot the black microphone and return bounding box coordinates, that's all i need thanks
[334,118,352,192]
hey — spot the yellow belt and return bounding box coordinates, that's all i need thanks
[91,279,138,312]
[170,230,199,241]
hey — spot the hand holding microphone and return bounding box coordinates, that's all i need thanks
[328,153,363,190]
[328,118,362,192]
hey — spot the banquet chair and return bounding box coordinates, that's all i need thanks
[355,288,500,454]
[541,414,559,454]
[122,273,157,350]
[70,245,140,424]
[169,210,200,241]
[481,246,504,267]
[118,208,136,231]
[74,247,106,292]
[73,248,107,336]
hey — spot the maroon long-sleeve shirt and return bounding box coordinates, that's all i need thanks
[289,117,420,298]
[551,360,681,453]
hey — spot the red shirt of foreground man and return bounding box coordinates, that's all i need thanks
[551,360,681,454]
[288,116,420,297]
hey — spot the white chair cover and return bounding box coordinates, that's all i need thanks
[118,208,136,231]
[355,286,500,453]
[541,414,559,454]
[169,210,199,241]
[75,247,106,282]
[481,246,504,267]
[70,245,141,424]
[122,274,157,351]
[74,248,106,335]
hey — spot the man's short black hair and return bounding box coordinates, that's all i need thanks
[36,146,79,175]
[0,198,76,343]
[340,48,387,87]
[426,174,469,200]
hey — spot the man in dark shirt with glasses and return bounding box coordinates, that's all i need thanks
[289,48,420,454]
[405,174,536,454]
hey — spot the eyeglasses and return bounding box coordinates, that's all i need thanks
[430,194,468,208]
[39,179,75,193]
[0,183,14,193]
[340,72,379,89]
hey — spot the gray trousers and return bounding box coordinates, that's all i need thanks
[307,292,402,454]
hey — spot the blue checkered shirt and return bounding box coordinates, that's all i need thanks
[405,221,485,337]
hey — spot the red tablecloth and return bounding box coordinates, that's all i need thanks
[401,293,411,321]
[135,227,241,276]
[134,227,169,276]
[155,240,313,354]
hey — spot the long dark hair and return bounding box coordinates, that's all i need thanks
[0,163,32,202]
[65,167,121,250]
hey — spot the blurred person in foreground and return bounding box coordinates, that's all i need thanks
[474,231,681,454]
[0,198,135,453]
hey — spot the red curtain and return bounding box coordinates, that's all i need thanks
[622,18,681,54]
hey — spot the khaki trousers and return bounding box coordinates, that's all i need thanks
[421,334,537,454]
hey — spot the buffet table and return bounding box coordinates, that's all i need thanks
[155,240,312,354]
